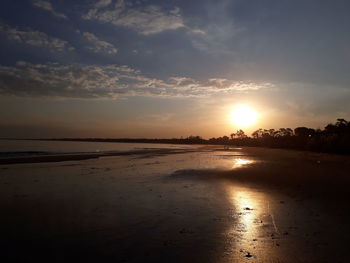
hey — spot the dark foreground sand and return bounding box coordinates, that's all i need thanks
[1,147,350,262]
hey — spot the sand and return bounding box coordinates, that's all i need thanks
[1,146,350,262]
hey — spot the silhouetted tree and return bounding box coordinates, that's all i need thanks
[70,118,350,154]
[222,135,230,141]
[275,128,293,137]
[236,129,247,139]
[294,127,316,137]
[252,128,264,138]
[231,129,247,139]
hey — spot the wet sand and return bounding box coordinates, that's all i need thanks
[1,147,350,262]
[0,148,198,165]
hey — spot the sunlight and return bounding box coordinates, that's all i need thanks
[225,185,269,260]
[231,104,258,127]
[232,158,253,168]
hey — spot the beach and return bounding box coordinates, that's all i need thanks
[1,145,350,262]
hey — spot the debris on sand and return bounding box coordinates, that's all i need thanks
[244,207,253,210]
[240,249,254,258]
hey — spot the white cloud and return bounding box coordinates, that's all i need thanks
[82,1,185,35]
[95,0,112,8]
[82,32,118,54]
[0,23,74,52]
[32,0,68,19]
[189,23,238,55]
[0,61,273,99]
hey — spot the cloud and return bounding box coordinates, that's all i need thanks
[82,0,185,35]
[189,23,236,54]
[0,61,272,99]
[94,0,112,8]
[0,23,74,52]
[82,32,118,54]
[32,0,68,19]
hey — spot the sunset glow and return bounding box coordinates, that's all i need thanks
[231,105,258,127]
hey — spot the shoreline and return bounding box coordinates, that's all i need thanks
[1,145,350,262]
[0,148,203,165]
[0,144,346,165]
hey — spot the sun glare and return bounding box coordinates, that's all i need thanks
[231,104,258,127]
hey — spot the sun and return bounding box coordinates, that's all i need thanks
[231,104,258,127]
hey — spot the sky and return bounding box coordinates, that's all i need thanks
[1,0,350,138]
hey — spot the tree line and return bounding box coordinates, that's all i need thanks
[44,118,350,155]
[208,118,350,154]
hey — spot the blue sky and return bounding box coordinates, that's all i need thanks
[1,0,350,138]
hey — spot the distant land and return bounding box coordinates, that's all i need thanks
[3,118,350,155]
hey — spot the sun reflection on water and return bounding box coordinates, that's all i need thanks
[232,158,254,169]
[225,184,271,261]
[232,189,259,237]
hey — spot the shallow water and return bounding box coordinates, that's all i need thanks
[0,139,196,158]
[1,147,350,262]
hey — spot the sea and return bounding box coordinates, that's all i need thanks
[0,139,195,159]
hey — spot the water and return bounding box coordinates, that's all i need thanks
[0,139,196,159]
